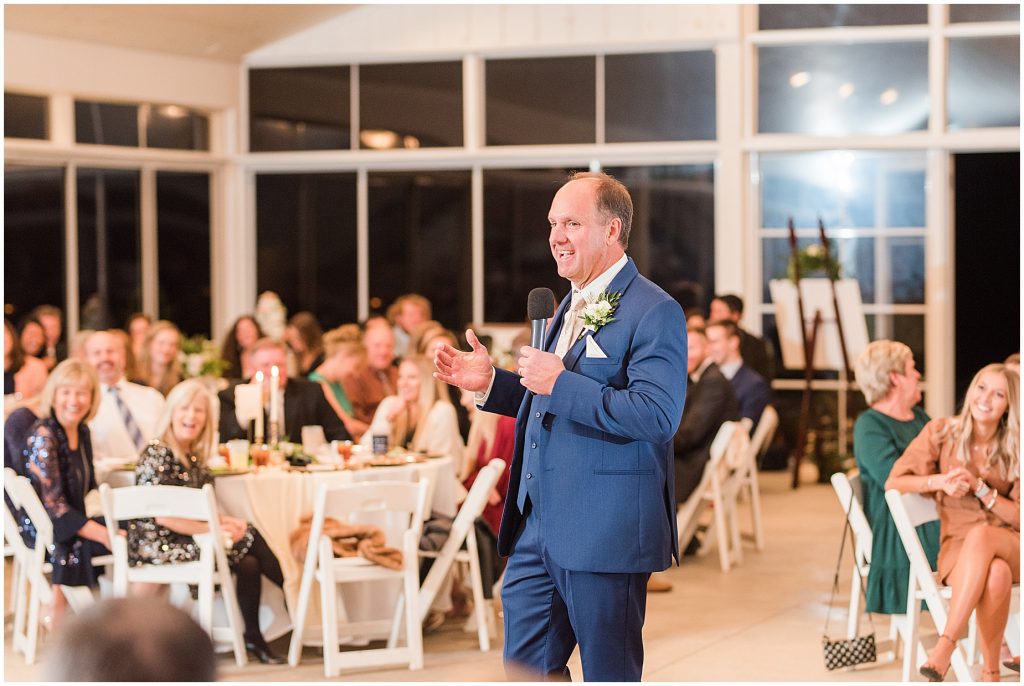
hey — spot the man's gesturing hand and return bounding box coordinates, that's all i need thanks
[434,329,494,393]
[517,346,564,396]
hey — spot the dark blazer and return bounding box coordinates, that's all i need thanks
[4,406,38,474]
[730,364,771,427]
[739,329,774,381]
[673,363,740,503]
[218,377,350,443]
[483,258,688,573]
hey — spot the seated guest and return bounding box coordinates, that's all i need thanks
[710,294,774,381]
[284,311,325,377]
[705,319,771,426]
[886,364,1019,683]
[458,388,513,535]
[853,340,939,616]
[389,293,432,358]
[132,379,287,664]
[674,325,740,505]
[310,325,370,441]
[85,330,166,469]
[45,597,216,682]
[68,329,95,362]
[219,314,264,381]
[219,337,349,443]
[342,317,399,426]
[5,318,48,412]
[23,359,114,627]
[136,320,182,396]
[684,308,706,329]
[19,316,48,368]
[124,312,152,370]
[31,304,66,369]
[1005,352,1020,375]
[416,326,472,441]
[361,355,463,464]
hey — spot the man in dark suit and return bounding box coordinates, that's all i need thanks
[219,338,349,443]
[705,319,771,426]
[710,294,774,381]
[674,325,740,505]
[435,172,687,681]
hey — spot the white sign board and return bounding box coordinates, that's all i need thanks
[769,278,869,371]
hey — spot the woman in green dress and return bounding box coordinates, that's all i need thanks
[309,325,368,441]
[852,340,940,614]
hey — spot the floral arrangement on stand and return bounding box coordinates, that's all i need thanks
[786,241,842,283]
[179,336,229,382]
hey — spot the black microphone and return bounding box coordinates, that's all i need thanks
[527,288,556,349]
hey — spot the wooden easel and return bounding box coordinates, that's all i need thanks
[788,218,853,489]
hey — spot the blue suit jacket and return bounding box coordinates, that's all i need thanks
[730,364,771,427]
[483,258,688,573]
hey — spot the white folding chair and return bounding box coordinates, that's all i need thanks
[4,469,30,648]
[288,479,429,676]
[885,489,1019,681]
[677,419,750,572]
[418,458,505,652]
[98,482,247,666]
[751,404,779,471]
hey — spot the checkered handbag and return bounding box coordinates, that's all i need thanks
[822,491,877,671]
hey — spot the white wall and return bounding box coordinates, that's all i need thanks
[248,4,741,64]
[5,31,239,109]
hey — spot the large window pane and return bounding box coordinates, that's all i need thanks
[483,168,574,322]
[256,174,358,328]
[948,37,1020,130]
[949,4,1020,23]
[157,172,210,336]
[5,93,48,140]
[147,105,210,151]
[605,52,715,142]
[4,167,64,322]
[368,171,472,330]
[77,168,142,330]
[360,61,462,149]
[887,237,925,304]
[761,236,875,303]
[75,101,139,147]
[249,67,351,152]
[759,4,927,30]
[758,42,928,135]
[604,165,715,313]
[486,57,595,145]
[761,151,926,229]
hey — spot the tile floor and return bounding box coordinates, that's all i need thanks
[4,472,1016,681]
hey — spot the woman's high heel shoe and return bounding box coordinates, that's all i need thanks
[920,634,956,682]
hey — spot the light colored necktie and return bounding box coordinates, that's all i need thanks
[109,386,145,451]
[554,297,586,359]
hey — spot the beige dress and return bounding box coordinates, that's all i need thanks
[889,418,1020,583]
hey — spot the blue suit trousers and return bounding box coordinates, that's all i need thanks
[502,502,650,682]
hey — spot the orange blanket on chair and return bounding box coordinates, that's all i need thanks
[289,514,404,570]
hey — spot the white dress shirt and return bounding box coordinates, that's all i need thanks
[89,378,166,461]
[718,360,742,381]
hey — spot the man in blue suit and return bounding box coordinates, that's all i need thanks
[435,172,687,681]
[705,319,771,426]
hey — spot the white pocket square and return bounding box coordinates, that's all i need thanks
[585,336,608,359]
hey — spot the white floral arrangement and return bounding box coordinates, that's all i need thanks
[255,291,287,340]
[179,336,228,379]
[578,290,622,337]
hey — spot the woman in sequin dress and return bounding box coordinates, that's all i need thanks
[130,378,286,664]
[22,359,115,627]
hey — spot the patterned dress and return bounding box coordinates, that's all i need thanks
[129,441,254,567]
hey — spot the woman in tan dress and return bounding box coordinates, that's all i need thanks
[886,363,1019,682]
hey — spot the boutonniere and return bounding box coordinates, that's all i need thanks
[578,290,622,337]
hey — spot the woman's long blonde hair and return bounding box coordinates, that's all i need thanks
[936,363,1019,480]
[137,320,182,396]
[390,355,450,451]
[462,409,498,481]
[153,379,220,467]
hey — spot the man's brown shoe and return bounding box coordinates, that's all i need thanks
[647,574,673,593]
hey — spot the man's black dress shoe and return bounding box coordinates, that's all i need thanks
[245,638,286,665]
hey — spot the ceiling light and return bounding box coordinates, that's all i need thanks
[789,71,810,88]
[159,105,188,119]
[879,88,899,105]
[402,135,420,149]
[838,83,855,99]
[360,129,399,150]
